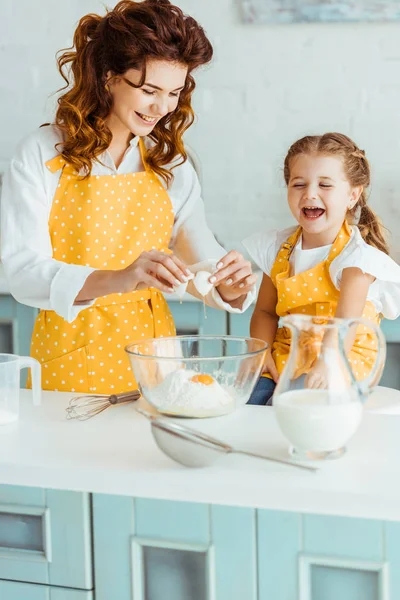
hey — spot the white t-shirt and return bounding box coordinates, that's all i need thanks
[243,225,400,319]
[1,125,255,322]
[289,236,331,276]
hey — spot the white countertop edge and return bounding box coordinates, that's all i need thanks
[0,463,398,523]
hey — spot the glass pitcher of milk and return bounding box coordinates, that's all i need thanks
[0,354,41,424]
[273,315,386,460]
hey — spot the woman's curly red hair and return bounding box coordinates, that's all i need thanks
[54,0,213,184]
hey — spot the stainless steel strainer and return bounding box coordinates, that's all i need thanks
[137,408,316,472]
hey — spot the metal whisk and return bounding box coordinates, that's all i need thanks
[66,390,141,421]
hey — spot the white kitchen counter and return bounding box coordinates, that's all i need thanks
[0,390,399,522]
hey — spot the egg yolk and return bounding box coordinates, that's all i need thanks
[191,374,215,386]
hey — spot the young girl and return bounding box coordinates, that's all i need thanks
[243,132,400,405]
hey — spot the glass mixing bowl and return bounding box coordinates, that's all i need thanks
[125,335,268,418]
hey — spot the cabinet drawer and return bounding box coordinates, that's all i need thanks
[0,486,93,590]
[0,580,93,599]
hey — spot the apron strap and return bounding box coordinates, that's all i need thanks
[325,220,352,266]
[138,138,151,172]
[270,227,302,286]
[45,155,78,177]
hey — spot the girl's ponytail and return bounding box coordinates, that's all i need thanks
[356,193,389,255]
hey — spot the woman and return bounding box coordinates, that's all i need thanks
[1,0,256,394]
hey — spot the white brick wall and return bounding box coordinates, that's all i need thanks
[1,0,400,258]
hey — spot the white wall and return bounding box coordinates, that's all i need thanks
[1,0,400,258]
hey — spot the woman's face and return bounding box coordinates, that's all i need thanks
[106,59,188,137]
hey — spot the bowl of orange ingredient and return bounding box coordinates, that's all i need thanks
[125,335,268,418]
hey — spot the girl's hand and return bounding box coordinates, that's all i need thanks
[305,360,328,389]
[118,250,191,294]
[262,352,279,383]
[210,250,257,305]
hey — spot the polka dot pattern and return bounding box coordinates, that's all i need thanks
[263,221,381,381]
[29,144,176,394]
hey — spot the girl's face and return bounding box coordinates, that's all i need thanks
[106,59,188,137]
[287,153,361,240]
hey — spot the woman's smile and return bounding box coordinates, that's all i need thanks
[134,111,158,125]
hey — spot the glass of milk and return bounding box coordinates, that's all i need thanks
[273,315,386,460]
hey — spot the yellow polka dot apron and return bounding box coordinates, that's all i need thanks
[29,139,175,394]
[265,221,380,380]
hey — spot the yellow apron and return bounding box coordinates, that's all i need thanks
[266,221,380,380]
[29,140,175,394]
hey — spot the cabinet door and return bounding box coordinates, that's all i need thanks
[257,510,398,600]
[0,486,93,590]
[167,301,227,336]
[93,495,256,600]
[0,580,93,600]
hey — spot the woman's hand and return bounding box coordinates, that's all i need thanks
[209,250,257,306]
[118,250,191,294]
[262,352,279,383]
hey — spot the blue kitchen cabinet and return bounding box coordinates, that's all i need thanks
[0,581,93,599]
[0,481,398,599]
[92,496,398,600]
[92,495,257,600]
[167,300,227,336]
[0,485,93,592]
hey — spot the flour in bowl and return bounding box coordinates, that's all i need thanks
[144,368,235,417]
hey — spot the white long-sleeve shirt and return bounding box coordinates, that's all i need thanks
[1,125,255,322]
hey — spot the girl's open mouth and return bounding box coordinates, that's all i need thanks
[302,206,325,219]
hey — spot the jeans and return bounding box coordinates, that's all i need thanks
[247,377,276,406]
